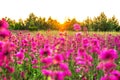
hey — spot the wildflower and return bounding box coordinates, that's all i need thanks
[54,71,64,80]
[97,61,116,73]
[0,18,9,29]
[53,54,63,64]
[42,69,52,76]
[75,32,82,37]
[39,48,52,57]
[41,57,53,64]
[73,23,81,31]
[100,74,118,80]
[91,38,100,47]
[59,63,69,71]
[82,38,89,48]
[32,65,39,69]
[63,69,72,76]
[76,68,81,73]
[99,49,118,61]
[0,28,10,38]
[16,50,24,60]
[77,47,85,56]
[32,59,38,64]
[20,71,25,78]
[110,70,120,79]
[5,66,14,73]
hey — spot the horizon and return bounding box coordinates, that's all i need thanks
[0,0,120,23]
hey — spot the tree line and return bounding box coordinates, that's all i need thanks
[4,12,120,31]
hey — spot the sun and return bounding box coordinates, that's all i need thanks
[56,17,65,24]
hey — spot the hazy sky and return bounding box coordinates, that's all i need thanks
[0,0,120,23]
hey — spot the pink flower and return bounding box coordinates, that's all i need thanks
[32,65,39,69]
[54,71,64,80]
[99,49,118,61]
[103,61,116,72]
[75,32,82,37]
[5,66,14,73]
[59,63,69,71]
[16,51,24,60]
[100,75,108,80]
[1,42,13,56]
[64,70,72,76]
[76,61,86,65]
[100,70,120,80]
[39,48,52,57]
[91,38,99,45]
[77,47,86,56]
[3,77,7,80]
[73,23,81,31]
[100,75,118,80]
[82,38,89,48]
[41,57,53,64]
[76,67,82,73]
[111,70,120,79]
[32,59,38,64]
[0,18,9,29]
[20,71,25,78]
[97,61,116,73]
[65,50,73,59]
[42,69,52,76]
[17,61,23,64]
[0,28,10,38]
[53,54,63,64]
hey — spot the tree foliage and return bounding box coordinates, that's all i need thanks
[4,12,120,31]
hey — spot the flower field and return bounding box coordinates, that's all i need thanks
[1,19,120,80]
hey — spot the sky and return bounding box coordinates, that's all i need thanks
[0,0,120,23]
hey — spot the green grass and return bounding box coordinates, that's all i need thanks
[11,30,120,36]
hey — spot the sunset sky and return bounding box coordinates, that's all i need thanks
[0,0,120,23]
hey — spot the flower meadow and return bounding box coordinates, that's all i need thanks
[0,19,120,80]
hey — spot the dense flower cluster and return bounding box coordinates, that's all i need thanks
[0,18,10,38]
[0,20,120,80]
